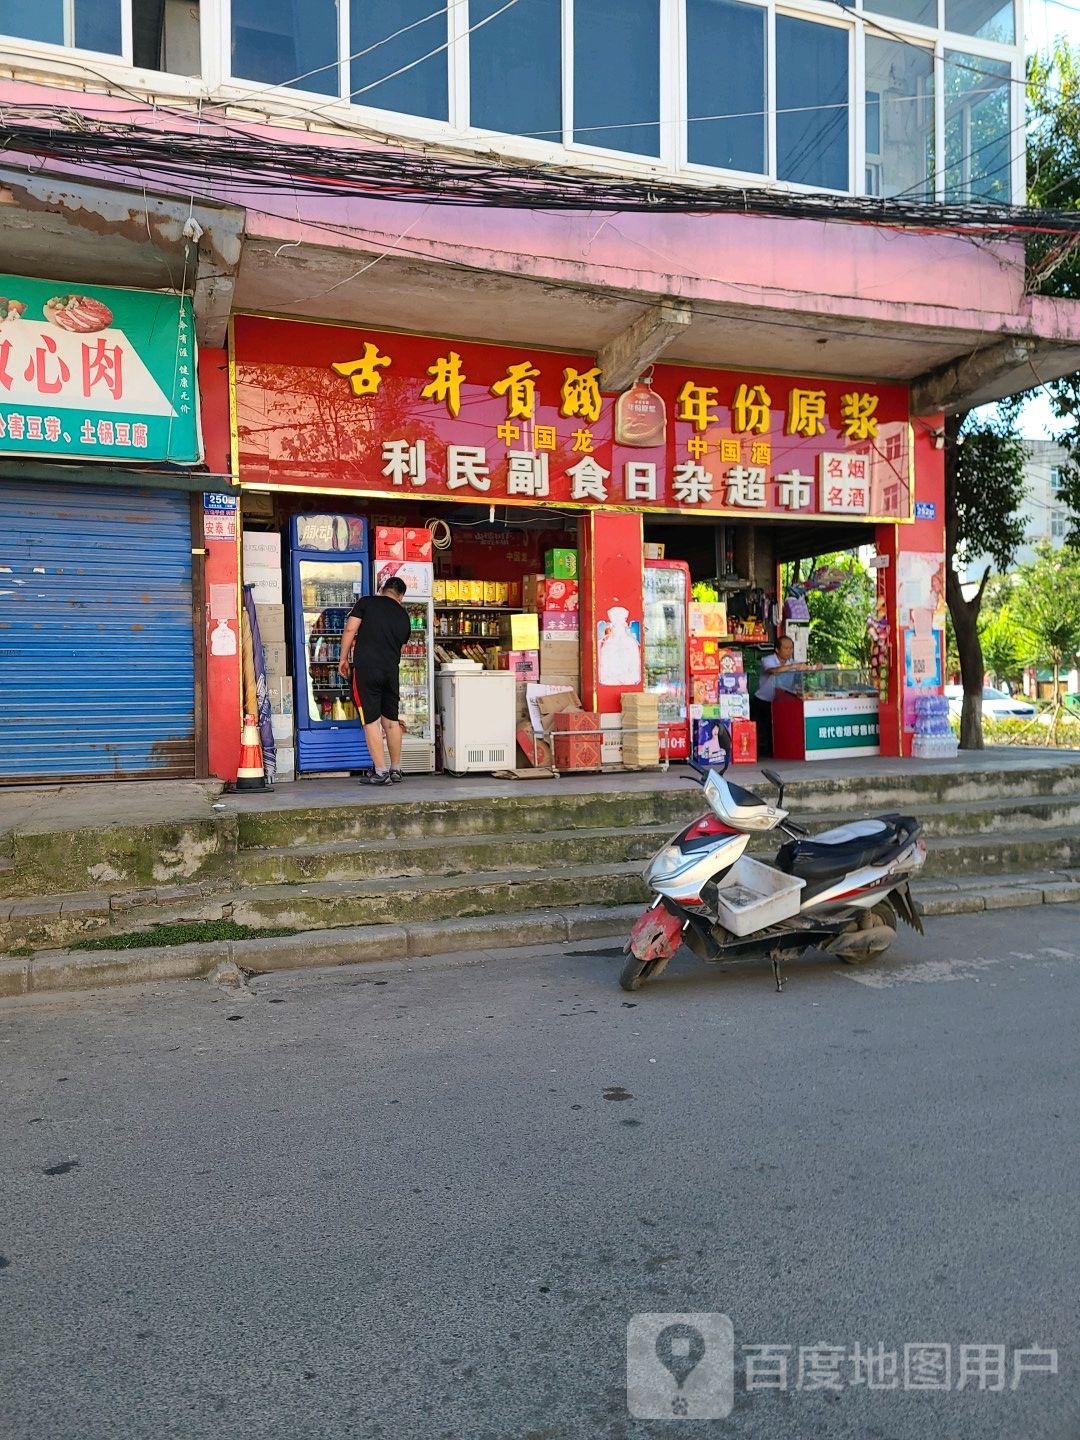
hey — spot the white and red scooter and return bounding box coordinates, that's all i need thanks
[622,761,926,993]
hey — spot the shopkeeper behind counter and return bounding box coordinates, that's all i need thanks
[751,637,817,758]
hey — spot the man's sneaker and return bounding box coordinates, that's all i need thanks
[361,770,393,786]
[389,768,404,784]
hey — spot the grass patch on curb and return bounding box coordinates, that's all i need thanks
[74,920,301,952]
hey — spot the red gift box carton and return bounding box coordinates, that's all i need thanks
[716,648,745,675]
[550,710,602,770]
[730,718,758,764]
[691,674,719,705]
[404,526,433,561]
[689,637,720,673]
[539,578,579,613]
[516,726,552,768]
[374,525,405,561]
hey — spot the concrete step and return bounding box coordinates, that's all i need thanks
[226,863,650,931]
[6,816,1080,952]
[0,862,650,952]
[4,874,1079,999]
[236,822,673,884]
[915,871,1080,914]
[918,827,1080,879]
[893,793,1080,838]
[234,788,704,850]
[232,764,1080,853]
[233,792,1080,886]
[766,757,1080,814]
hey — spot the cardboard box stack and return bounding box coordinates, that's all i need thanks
[621,691,660,769]
[690,654,754,768]
[243,531,283,605]
[525,688,600,772]
[497,647,540,725]
[536,551,580,692]
[688,605,719,767]
[688,601,757,766]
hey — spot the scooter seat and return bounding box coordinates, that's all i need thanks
[775,816,916,883]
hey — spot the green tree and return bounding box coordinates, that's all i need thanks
[978,606,1026,691]
[940,43,1080,746]
[944,414,1028,749]
[1012,543,1080,739]
[787,554,875,667]
[1027,44,1080,538]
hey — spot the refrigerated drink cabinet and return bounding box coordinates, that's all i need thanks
[643,560,690,761]
[399,597,436,773]
[289,514,370,774]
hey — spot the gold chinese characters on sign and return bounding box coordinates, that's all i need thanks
[324,336,896,512]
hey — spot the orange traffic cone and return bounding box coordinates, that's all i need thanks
[236,713,267,790]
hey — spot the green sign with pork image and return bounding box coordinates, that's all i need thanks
[0,275,200,464]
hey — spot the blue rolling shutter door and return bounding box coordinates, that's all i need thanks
[0,482,196,782]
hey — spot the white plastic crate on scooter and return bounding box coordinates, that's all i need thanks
[712,855,805,936]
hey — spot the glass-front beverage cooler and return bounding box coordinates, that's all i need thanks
[400,597,436,773]
[289,514,369,774]
[643,560,690,760]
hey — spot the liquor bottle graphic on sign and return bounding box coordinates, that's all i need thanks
[598,606,643,687]
[615,373,667,448]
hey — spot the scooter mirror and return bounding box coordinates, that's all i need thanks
[761,767,785,806]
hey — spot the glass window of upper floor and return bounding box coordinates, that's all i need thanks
[0,0,1022,203]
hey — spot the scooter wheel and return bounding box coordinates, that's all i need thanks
[619,955,667,991]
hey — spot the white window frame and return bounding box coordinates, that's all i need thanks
[862,29,936,201]
[774,6,855,195]
[0,0,133,65]
[561,0,671,171]
[940,39,1018,203]
[678,0,772,183]
[0,0,1025,201]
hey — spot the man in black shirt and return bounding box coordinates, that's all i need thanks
[337,576,412,785]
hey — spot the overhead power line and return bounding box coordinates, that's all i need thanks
[3,110,1078,238]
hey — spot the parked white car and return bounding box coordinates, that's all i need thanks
[944,685,1037,719]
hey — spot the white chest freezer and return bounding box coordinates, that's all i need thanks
[437,670,516,774]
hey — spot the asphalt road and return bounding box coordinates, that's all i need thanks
[1,907,1078,1440]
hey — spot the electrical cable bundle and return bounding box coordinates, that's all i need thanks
[3,108,1080,238]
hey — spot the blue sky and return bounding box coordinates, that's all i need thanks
[1028,0,1080,53]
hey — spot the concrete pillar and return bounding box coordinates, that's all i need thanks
[876,421,947,757]
[579,511,645,713]
[197,346,242,782]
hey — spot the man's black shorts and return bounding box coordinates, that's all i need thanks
[351,668,400,724]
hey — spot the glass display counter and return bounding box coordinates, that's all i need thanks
[772,666,881,760]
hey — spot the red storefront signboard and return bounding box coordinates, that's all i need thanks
[233,317,912,522]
